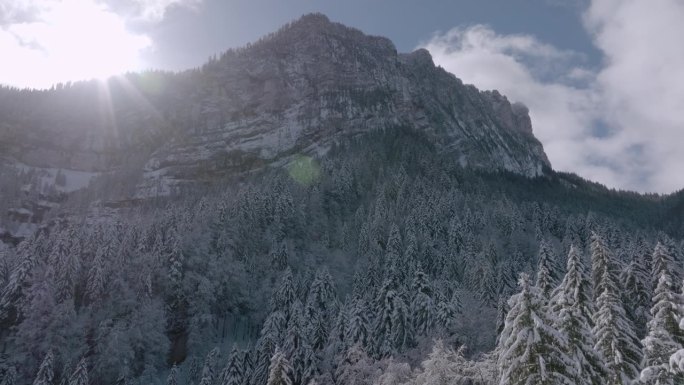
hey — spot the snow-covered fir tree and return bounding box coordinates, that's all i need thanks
[305,268,338,351]
[652,242,676,292]
[640,271,683,384]
[253,310,287,385]
[410,269,435,337]
[593,267,642,384]
[435,290,460,337]
[67,358,88,385]
[267,347,294,385]
[551,245,607,384]
[497,273,573,385]
[198,347,220,385]
[32,351,54,385]
[591,232,619,303]
[536,239,560,298]
[218,347,243,385]
[621,255,652,339]
[668,280,684,375]
[346,295,370,348]
[272,268,298,315]
[166,364,179,385]
[372,280,412,357]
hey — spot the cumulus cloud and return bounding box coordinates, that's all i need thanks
[425,0,684,194]
[585,0,684,193]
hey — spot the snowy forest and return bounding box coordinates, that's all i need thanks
[1,126,684,385]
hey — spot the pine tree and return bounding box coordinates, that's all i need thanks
[270,240,289,271]
[68,358,88,385]
[640,272,683,385]
[284,300,305,356]
[219,346,244,385]
[593,268,642,384]
[300,343,319,385]
[404,224,418,272]
[497,273,573,385]
[329,301,349,354]
[591,232,618,303]
[472,246,499,305]
[652,243,676,292]
[0,242,36,322]
[621,256,652,338]
[53,226,81,302]
[411,269,435,336]
[32,351,54,385]
[304,268,338,352]
[85,246,106,303]
[346,297,370,348]
[384,224,403,282]
[254,311,287,385]
[372,283,412,356]
[306,311,328,353]
[199,347,220,385]
[668,280,684,375]
[167,364,179,385]
[495,296,508,340]
[267,348,293,385]
[551,245,606,385]
[284,300,308,384]
[536,239,559,298]
[272,268,297,316]
[435,292,459,335]
[390,290,412,352]
[242,349,254,384]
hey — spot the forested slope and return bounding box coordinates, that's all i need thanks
[1,126,682,384]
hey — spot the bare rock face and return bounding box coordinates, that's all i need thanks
[0,13,551,199]
[137,14,550,194]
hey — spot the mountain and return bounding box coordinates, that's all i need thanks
[141,14,549,185]
[1,14,547,199]
[0,13,682,385]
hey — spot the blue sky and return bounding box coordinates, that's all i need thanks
[1,0,683,194]
[136,0,599,71]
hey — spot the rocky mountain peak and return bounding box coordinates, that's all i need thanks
[481,90,534,136]
[402,48,435,67]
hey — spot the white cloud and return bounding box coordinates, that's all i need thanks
[424,0,684,194]
[105,0,203,23]
[0,0,202,89]
[585,0,684,193]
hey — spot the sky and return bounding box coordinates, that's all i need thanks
[1,0,683,194]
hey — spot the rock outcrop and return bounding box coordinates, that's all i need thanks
[0,13,551,200]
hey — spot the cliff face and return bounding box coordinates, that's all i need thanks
[0,13,550,200]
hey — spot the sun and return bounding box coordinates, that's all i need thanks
[0,0,151,88]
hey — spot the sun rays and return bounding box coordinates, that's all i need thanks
[0,0,151,89]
